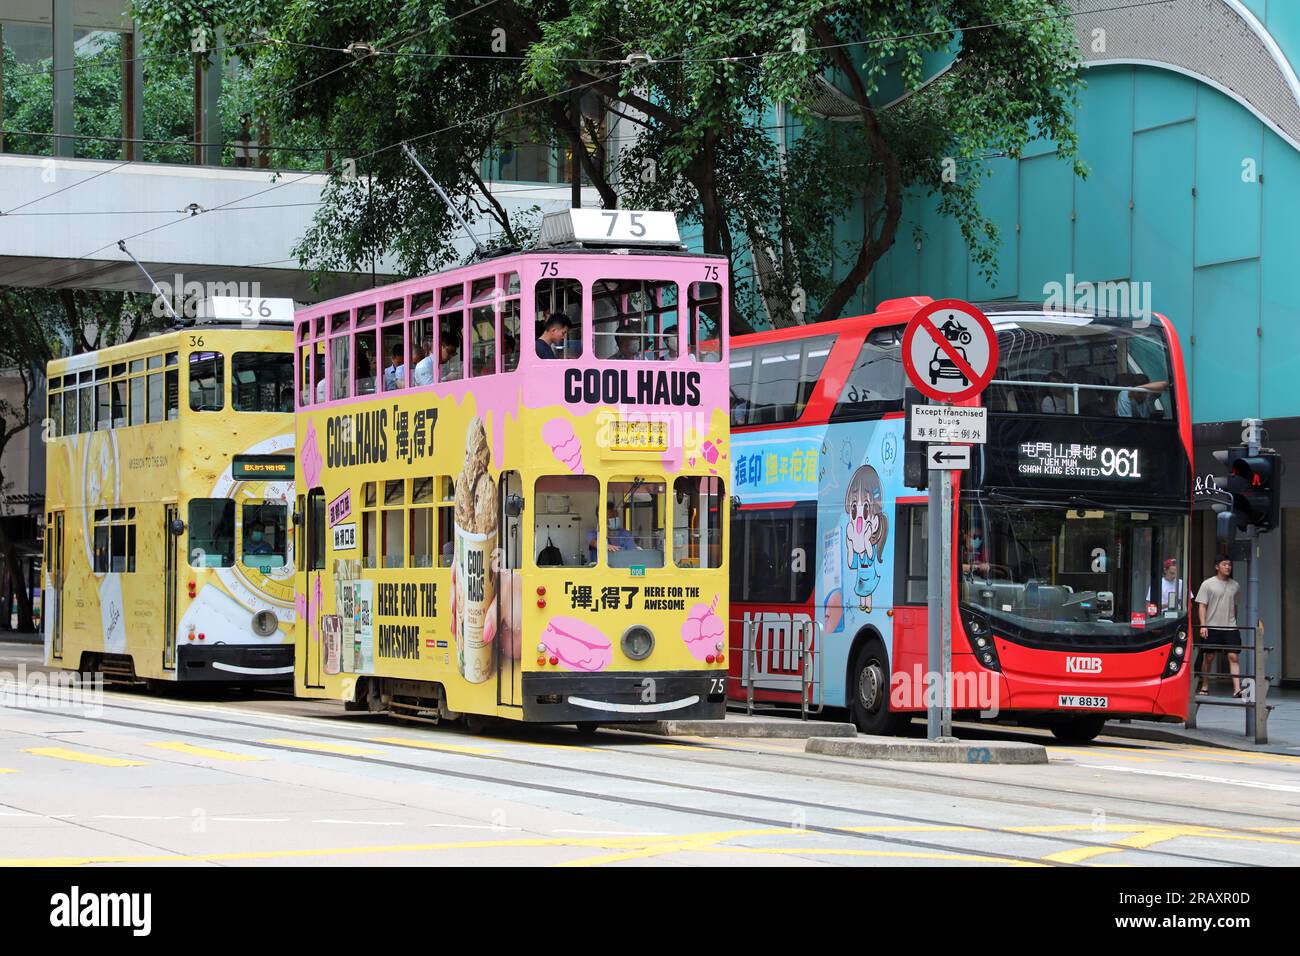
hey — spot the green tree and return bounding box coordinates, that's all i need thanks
[131,0,1083,328]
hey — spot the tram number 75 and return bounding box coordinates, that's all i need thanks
[602,210,646,237]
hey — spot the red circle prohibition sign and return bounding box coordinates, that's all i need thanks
[901,298,999,403]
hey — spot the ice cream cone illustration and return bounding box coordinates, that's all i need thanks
[455,417,497,683]
[542,418,584,474]
[681,594,725,661]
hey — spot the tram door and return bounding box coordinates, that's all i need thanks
[163,505,178,670]
[304,489,326,688]
[497,471,522,708]
[47,512,64,661]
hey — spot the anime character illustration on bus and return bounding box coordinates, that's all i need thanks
[844,462,888,614]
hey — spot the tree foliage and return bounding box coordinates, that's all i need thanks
[130,0,1084,328]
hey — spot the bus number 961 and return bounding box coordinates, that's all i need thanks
[1100,447,1140,478]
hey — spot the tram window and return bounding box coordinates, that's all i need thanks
[502,297,521,372]
[78,386,93,433]
[233,352,295,412]
[381,324,406,391]
[241,503,287,570]
[354,330,377,396]
[63,388,76,435]
[361,481,378,569]
[437,312,464,382]
[146,373,163,423]
[438,477,455,567]
[533,475,598,568]
[93,510,109,573]
[594,278,678,361]
[188,499,236,568]
[166,366,179,420]
[731,504,816,604]
[110,378,126,427]
[410,477,434,568]
[831,326,904,422]
[535,278,583,358]
[47,392,61,438]
[383,479,405,568]
[129,375,144,426]
[329,336,350,400]
[189,352,224,411]
[305,342,323,405]
[96,382,110,430]
[470,294,496,378]
[409,316,434,386]
[308,491,327,571]
[606,477,665,568]
[673,476,725,568]
[688,281,723,362]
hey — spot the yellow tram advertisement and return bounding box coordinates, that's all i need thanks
[295,209,730,724]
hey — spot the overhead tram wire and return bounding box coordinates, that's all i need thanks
[49,0,1181,283]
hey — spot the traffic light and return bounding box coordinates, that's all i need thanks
[1215,448,1283,532]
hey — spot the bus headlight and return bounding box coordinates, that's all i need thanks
[252,609,279,637]
[621,625,655,661]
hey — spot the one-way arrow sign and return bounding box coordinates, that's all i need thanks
[928,444,971,470]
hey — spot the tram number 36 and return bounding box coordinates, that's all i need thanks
[1099,447,1141,478]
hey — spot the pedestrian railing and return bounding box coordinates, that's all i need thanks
[1187,621,1271,744]
[727,616,824,719]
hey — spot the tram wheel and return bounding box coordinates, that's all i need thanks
[1048,715,1107,744]
[464,714,492,735]
[848,640,907,736]
[574,721,601,737]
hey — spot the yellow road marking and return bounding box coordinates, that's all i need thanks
[0,768,17,774]
[371,737,495,756]
[1040,824,1211,864]
[23,747,145,767]
[259,738,379,756]
[147,742,265,762]
[480,737,602,753]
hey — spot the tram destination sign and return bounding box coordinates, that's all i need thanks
[909,404,987,444]
[1017,441,1143,480]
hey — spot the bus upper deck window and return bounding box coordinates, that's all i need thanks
[188,352,224,411]
[535,278,583,358]
[605,477,665,569]
[188,499,235,568]
[233,352,294,412]
[594,278,678,361]
[241,502,287,570]
[533,475,598,567]
[689,281,723,362]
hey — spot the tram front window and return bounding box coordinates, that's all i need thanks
[960,503,1187,640]
[233,352,294,412]
[533,475,598,567]
[241,503,288,570]
[605,477,665,569]
[188,499,235,568]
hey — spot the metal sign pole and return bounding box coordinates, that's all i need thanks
[1243,419,1260,739]
[940,466,954,739]
[926,466,942,740]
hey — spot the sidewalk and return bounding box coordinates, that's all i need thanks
[1107,686,1300,755]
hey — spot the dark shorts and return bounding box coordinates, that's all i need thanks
[1204,627,1241,650]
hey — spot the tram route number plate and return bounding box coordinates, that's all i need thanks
[1058,695,1108,709]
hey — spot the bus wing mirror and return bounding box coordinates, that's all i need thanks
[504,494,525,518]
[170,519,186,536]
[730,495,742,513]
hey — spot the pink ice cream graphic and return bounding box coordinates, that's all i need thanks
[542,418,584,474]
[681,594,725,661]
[701,440,721,465]
[302,419,324,490]
[541,616,612,671]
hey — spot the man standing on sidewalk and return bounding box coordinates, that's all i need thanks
[1195,555,1242,697]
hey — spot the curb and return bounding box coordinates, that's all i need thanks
[614,719,858,738]
[1102,721,1298,755]
[806,735,1048,764]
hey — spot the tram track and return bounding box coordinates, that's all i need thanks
[1,691,1279,866]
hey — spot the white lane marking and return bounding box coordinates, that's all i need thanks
[567,695,701,714]
[210,662,295,675]
[1078,763,1300,793]
[209,817,289,823]
[95,815,181,820]
[311,819,405,826]
[551,829,668,836]
[425,824,522,831]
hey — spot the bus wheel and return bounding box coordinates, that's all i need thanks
[849,641,905,736]
[1049,716,1107,744]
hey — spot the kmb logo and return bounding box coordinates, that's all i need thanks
[1065,655,1103,674]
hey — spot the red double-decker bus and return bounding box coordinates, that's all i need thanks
[728,298,1192,742]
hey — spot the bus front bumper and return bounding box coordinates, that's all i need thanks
[177,644,294,682]
[522,670,726,723]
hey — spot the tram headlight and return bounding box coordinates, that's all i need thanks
[251,609,279,637]
[621,625,655,661]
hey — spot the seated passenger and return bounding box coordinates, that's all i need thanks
[245,522,274,556]
[536,313,571,359]
[439,332,463,382]
[411,344,434,386]
[612,331,642,361]
[1116,374,1168,418]
[1040,370,1069,414]
[383,344,405,390]
[313,355,327,402]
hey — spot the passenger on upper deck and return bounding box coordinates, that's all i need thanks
[383,343,405,390]
[438,330,463,382]
[612,327,642,361]
[314,355,326,402]
[1040,370,1069,414]
[412,343,433,386]
[1116,374,1168,418]
[536,313,571,359]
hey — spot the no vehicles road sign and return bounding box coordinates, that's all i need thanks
[902,299,999,403]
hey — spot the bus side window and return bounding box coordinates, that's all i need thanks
[830,326,903,422]
[534,278,583,358]
[747,336,833,425]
